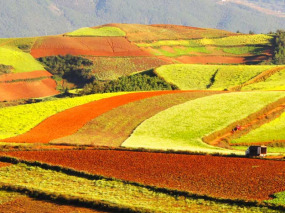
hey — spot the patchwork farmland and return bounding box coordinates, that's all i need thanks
[0,24,285,212]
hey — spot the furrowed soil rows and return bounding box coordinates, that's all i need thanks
[0,78,59,101]
[0,196,108,213]
[0,71,52,82]
[31,36,150,58]
[2,150,285,201]
[2,91,191,143]
[52,91,221,146]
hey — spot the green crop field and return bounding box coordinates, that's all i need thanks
[221,46,268,55]
[242,68,285,91]
[231,111,285,144]
[122,92,285,153]
[198,34,272,46]
[0,92,126,140]
[0,163,280,212]
[155,64,275,90]
[0,45,45,73]
[65,26,126,37]
[266,191,285,206]
[51,91,220,146]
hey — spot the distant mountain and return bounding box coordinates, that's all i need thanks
[0,0,285,38]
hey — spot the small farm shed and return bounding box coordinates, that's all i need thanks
[245,146,267,157]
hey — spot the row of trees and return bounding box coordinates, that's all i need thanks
[273,30,285,64]
[38,55,95,86]
[81,74,177,95]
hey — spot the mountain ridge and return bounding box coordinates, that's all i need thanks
[0,0,284,38]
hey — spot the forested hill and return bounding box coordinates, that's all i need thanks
[0,0,285,38]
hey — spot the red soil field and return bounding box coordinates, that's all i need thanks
[31,36,150,58]
[2,91,192,143]
[0,71,52,82]
[175,56,246,64]
[0,78,59,101]
[0,196,107,213]
[2,150,285,201]
[0,162,11,168]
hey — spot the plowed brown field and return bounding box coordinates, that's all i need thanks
[0,71,52,82]
[0,78,59,101]
[31,36,150,58]
[0,196,107,213]
[2,91,191,143]
[2,150,285,201]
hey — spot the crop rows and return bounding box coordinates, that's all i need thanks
[2,150,285,202]
[0,92,124,139]
[51,91,221,146]
[123,92,285,153]
[2,91,190,143]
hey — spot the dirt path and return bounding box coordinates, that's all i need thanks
[209,103,285,146]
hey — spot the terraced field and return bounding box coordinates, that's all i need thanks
[0,92,125,139]
[1,159,282,213]
[1,150,285,203]
[122,92,285,153]
[155,64,278,90]
[2,91,189,143]
[231,111,285,145]
[31,36,150,58]
[51,91,221,146]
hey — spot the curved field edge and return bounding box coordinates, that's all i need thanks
[2,91,192,143]
[0,46,45,73]
[51,91,222,146]
[0,92,127,140]
[0,160,280,213]
[65,26,126,37]
[154,64,280,90]
[231,111,285,144]
[0,153,285,208]
[122,92,285,154]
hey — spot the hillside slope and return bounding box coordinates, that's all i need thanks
[0,0,284,38]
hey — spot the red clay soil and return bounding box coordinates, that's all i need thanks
[2,150,285,201]
[2,91,192,143]
[175,55,246,64]
[0,162,11,168]
[0,71,52,82]
[0,196,107,213]
[0,78,59,101]
[31,36,150,58]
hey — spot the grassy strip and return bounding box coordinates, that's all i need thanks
[231,110,285,144]
[204,97,285,145]
[221,46,268,55]
[241,68,285,91]
[0,156,284,212]
[65,27,126,37]
[123,92,285,153]
[230,66,285,91]
[0,190,21,204]
[0,92,127,139]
